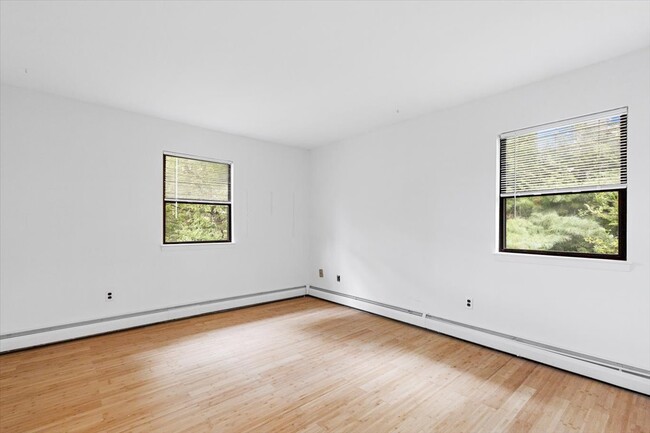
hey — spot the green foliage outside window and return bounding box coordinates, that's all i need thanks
[504,191,619,255]
[165,203,229,243]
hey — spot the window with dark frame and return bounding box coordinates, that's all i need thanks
[499,108,627,260]
[163,154,232,244]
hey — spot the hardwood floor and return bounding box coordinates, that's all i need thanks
[0,297,648,433]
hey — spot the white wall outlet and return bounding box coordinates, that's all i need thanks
[465,298,473,309]
[106,291,114,301]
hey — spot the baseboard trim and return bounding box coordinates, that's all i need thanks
[0,286,307,353]
[307,286,424,317]
[307,286,650,395]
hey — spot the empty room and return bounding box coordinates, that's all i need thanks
[1,1,649,432]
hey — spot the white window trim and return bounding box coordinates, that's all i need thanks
[492,251,632,271]
[493,107,630,266]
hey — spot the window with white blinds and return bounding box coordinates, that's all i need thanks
[498,108,627,260]
[163,154,232,244]
[500,107,627,197]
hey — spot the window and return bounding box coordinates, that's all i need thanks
[163,154,232,244]
[499,108,627,260]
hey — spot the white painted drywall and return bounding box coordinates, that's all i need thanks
[309,48,650,370]
[0,85,309,334]
[1,48,649,378]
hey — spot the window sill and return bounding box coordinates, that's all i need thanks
[492,252,633,272]
[161,242,236,251]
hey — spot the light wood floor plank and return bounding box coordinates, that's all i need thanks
[0,297,648,432]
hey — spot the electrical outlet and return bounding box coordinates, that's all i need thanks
[319,269,324,278]
[465,298,473,309]
[336,275,341,282]
[106,291,114,301]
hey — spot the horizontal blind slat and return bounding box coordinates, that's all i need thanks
[500,183,626,197]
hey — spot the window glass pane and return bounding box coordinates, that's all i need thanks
[504,191,619,255]
[164,155,230,202]
[164,203,230,243]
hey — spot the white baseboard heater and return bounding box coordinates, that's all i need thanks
[0,286,307,353]
[308,285,650,395]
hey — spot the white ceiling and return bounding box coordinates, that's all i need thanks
[1,1,649,148]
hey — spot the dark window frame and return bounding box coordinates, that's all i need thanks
[498,188,627,260]
[498,111,628,261]
[163,153,233,245]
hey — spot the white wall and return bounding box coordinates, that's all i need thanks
[309,48,650,371]
[0,85,309,335]
[1,48,648,388]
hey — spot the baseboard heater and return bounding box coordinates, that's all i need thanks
[0,286,306,352]
[421,313,649,380]
[308,286,650,393]
[308,286,424,317]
